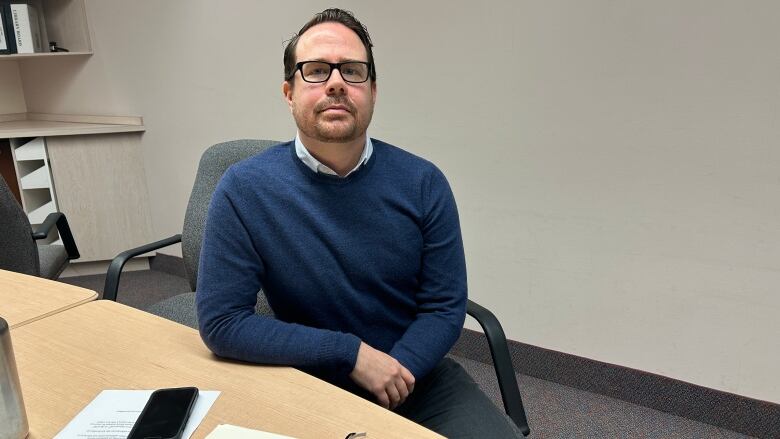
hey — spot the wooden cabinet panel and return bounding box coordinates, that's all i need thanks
[46,133,153,262]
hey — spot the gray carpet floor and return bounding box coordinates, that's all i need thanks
[61,270,755,439]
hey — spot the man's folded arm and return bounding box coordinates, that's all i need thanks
[196,174,361,378]
[389,167,467,380]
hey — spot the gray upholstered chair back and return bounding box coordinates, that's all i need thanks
[181,139,281,290]
[0,175,40,276]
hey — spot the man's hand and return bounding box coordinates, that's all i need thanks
[349,342,415,410]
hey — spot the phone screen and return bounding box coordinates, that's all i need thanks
[128,387,199,439]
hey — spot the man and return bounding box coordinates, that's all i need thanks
[196,8,520,438]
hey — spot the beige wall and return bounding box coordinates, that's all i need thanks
[7,0,780,403]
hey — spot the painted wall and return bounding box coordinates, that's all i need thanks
[7,0,780,403]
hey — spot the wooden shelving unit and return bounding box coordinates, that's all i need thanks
[13,137,55,206]
[2,114,147,250]
[0,1,155,263]
[9,136,60,244]
[0,0,92,60]
[0,114,151,261]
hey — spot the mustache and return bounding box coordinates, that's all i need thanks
[315,97,355,113]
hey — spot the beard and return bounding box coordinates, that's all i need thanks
[294,96,374,143]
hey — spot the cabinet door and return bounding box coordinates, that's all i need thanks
[46,133,153,262]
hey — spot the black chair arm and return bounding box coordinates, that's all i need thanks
[102,234,182,302]
[466,299,530,436]
[32,212,80,260]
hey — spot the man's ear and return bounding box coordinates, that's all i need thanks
[371,80,377,105]
[282,81,294,113]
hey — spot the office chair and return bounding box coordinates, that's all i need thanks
[0,175,80,279]
[103,139,530,436]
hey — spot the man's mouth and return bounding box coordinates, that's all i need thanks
[322,105,350,113]
[317,99,353,114]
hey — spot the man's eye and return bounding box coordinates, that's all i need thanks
[342,68,357,75]
[310,68,327,75]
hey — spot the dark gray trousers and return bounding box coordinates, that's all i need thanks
[395,358,522,438]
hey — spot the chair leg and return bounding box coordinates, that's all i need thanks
[466,300,531,436]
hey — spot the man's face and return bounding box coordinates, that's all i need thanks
[283,22,377,144]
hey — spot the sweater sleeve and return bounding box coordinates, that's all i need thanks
[196,169,361,379]
[389,167,467,380]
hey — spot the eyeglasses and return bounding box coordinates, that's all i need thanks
[291,61,371,83]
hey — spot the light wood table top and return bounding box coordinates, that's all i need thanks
[0,269,98,328]
[12,300,442,439]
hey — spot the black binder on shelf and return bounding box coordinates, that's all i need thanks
[0,2,17,54]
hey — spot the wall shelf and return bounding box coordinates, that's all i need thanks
[0,0,91,58]
[0,52,92,61]
[0,113,145,139]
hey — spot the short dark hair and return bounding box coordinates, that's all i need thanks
[283,8,376,83]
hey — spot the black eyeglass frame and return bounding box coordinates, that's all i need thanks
[288,61,372,84]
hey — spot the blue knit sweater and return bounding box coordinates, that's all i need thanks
[196,139,467,390]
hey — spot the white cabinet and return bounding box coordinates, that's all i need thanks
[13,136,47,160]
[9,136,60,244]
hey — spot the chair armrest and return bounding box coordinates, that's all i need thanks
[32,212,80,260]
[467,299,531,436]
[102,234,182,302]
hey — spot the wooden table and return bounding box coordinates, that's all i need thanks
[0,269,98,328]
[12,300,442,438]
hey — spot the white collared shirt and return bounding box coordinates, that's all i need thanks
[295,133,373,177]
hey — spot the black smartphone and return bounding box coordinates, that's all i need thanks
[127,387,199,439]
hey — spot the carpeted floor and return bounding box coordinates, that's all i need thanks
[61,269,755,439]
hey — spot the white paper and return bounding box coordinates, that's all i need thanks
[54,389,220,439]
[206,424,298,439]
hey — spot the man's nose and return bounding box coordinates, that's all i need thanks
[325,67,347,95]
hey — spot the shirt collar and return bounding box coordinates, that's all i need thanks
[295,134,373,177]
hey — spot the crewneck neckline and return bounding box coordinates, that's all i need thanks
[289,141,378,185]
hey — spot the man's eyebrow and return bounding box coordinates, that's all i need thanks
[305,58,368,63]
